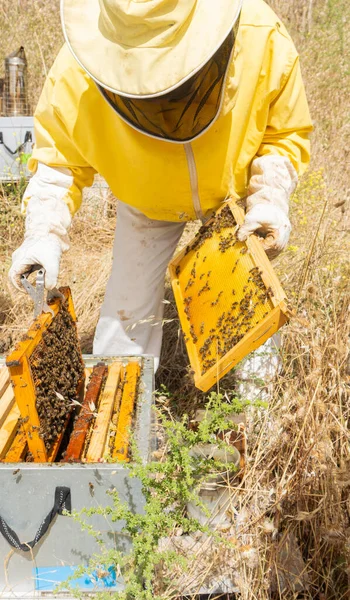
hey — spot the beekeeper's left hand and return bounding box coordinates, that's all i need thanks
[237,202,291,259]
[237,155,298,259]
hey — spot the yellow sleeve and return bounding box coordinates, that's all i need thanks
[257,56,313,176]
[28,56,96,216]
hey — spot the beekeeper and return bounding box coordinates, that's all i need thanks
[9,0,312,370]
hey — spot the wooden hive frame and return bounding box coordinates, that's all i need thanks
[0,367,21,460]
[111,361,140,462]
[86,362,122,462]
[5,288,83,462]
[169,199,291,392]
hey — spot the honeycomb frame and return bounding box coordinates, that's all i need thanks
[6,288,83,462]
[169,199,291,391]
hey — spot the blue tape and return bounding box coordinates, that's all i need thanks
[34,566,122,591]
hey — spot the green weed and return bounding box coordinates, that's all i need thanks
[58,392,246,599]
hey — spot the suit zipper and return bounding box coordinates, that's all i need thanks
[184,143,204,222]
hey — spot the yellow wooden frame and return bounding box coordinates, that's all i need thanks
[111,362,140,462]
[169,200,291,392]
[86,362,122,462]
[5,287,80,462]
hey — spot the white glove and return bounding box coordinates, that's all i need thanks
[238,203,291,259]
[9,236,63,291]
[9,163,73,292]
[237,155,298,259]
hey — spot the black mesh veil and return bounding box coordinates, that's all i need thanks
[98,27,237,143]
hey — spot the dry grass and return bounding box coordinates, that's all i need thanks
[0,0,63,111]
[0,0,349,598]
[155,167,349,598]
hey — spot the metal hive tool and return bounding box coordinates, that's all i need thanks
[5,285,84,462]
[169,199,291,391]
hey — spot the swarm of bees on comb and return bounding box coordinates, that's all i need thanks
[170,201,290,391]
[30,303,84,452]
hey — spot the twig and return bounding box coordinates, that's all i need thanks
[296,194,328,308]
[34,32,47,77]
[279,377,321,488]
[308,0,314,32]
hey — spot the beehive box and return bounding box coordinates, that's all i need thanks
[169,200,291,391]
[0,355,154,598]
[2,286,150,464]
[0,355,150,465]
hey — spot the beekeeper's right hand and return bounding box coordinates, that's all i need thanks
[8,164,72,292]
[9,237,63,291]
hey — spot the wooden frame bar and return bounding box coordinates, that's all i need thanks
[64,364,107,462]
[0,367,10,398]
[3,430,27,462]
[0,404,20,459]
[86,362,122,462]
[112,362,140,462]
[0,379,14,429]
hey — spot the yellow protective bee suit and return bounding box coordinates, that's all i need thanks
[28,0,312,222]
[10,0,312,370]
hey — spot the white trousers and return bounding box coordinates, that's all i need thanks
[93,202,185,369]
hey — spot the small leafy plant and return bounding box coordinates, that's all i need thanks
[59,391,246,599]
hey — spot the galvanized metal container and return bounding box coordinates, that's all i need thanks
[0,355,155,599]
[4,47,29,117]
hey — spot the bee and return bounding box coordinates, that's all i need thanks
[198,283,210,296]
[184,278,194,292]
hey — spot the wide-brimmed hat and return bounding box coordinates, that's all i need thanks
[61,0,242,99]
